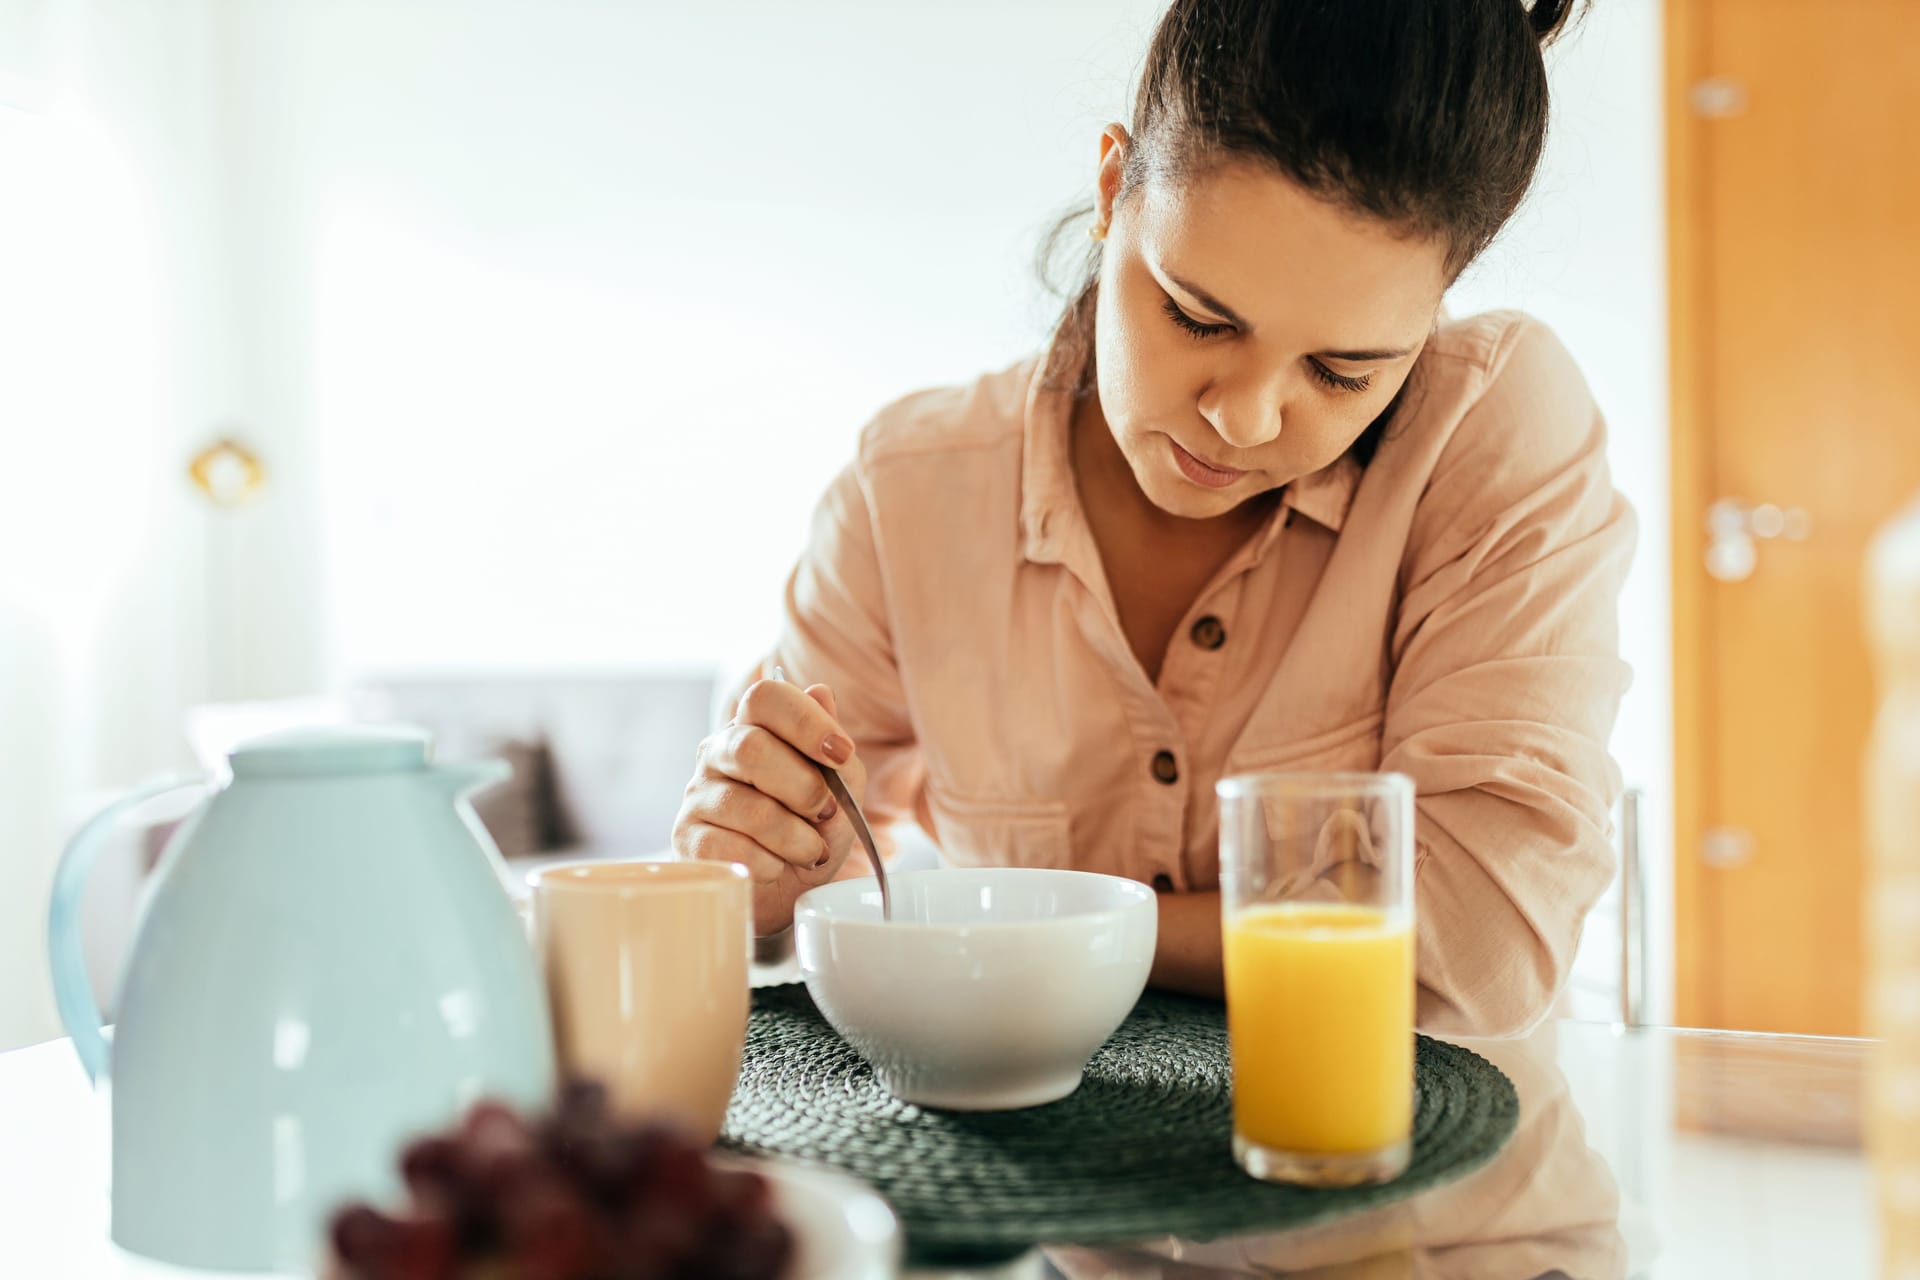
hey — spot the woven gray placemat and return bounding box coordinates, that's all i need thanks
[720,985,1519,1264]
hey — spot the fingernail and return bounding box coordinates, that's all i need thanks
[814,849,832,869]
[822,734,853,765]
[817,798,838,824]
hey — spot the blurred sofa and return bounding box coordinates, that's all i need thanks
[351,670,719,866]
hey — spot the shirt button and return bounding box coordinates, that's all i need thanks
[1151,750,1179,785]
[1151,873,1174,892]
[1190,615,1227,650]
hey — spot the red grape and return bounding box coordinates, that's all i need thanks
[328,1082,793,1280]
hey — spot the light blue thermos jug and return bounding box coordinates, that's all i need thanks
[47,725,556,1272]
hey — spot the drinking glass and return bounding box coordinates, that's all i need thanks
[1217,771,1417,1186]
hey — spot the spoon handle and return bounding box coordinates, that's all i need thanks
[816,763,891,922]
[770,667,893,922]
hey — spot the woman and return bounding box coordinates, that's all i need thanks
[675,0,1631,1038]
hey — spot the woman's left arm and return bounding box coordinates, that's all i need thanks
[1150,889,1226,998]
[1150,321,1634,1017]
[1387,319,1635,1038]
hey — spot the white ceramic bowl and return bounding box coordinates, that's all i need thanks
[793,868,1158,1110]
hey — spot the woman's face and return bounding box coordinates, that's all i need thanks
[1090,127,1452,521]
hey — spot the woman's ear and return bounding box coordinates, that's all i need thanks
[1094,123,1131,233]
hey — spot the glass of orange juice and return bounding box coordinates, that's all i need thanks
[1217,770,1416,1186]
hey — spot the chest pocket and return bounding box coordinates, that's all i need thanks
[922,784,1073,870]
[1227,710,1386,776]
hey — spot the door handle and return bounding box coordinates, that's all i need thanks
[1705,498,1812,582]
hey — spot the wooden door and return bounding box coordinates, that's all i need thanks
[1670,0,1920,1035]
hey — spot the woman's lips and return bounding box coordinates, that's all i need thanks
[1168,437,1247,489]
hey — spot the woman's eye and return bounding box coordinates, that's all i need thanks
[1159,296,1374,394]
[1162,297,1232,340]
[1307,358,1373,395]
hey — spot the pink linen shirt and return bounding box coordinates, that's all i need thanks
[761,310,1634,1037]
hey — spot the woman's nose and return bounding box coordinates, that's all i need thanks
[1198,380,1284,450]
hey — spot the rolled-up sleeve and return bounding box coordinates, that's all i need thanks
[1384,320,1636,1037]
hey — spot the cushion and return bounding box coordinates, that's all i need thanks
[463,736,555,860]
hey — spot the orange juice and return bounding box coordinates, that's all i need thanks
[1223,902,1415,1154]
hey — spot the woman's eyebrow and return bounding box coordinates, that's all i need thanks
[1316,343,1417,362]
[1164,269,1250,328]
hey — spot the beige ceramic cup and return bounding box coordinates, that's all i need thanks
[526,859,751,1144]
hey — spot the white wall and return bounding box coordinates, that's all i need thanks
[0,0,229,1049]
[202,0,1169,684]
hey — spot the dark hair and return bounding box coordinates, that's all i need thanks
[1039,0,1585,424]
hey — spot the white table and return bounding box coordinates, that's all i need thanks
[0,1016,1876,1278]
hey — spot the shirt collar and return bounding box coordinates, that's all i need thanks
[1280,452,1360,533]
[1019,362,1079,566]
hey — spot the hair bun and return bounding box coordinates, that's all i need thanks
[1527,0,1583,46]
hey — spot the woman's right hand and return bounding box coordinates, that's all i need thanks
[672,676,867,937]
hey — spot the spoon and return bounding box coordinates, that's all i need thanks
[771,667,892,922]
